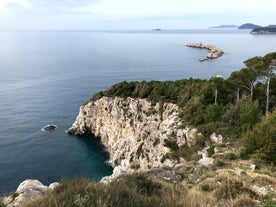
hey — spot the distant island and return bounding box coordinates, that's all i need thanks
[152,28,162,31]
[238,23,261,29]
[210,23,276,34]
[251,25,276,34]
[210,24,238,29]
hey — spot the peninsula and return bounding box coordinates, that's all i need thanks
[2,52,276,207]
[186,42,224,61]
[251,26,276,34]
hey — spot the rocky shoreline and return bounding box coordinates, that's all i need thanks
[186,42,224,61]
[67,96,199,182]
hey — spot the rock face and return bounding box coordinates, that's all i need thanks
[3,180,59,207]
[186,42,224,61]
[68,96,198,180]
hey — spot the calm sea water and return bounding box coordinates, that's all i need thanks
[0,29,275,194]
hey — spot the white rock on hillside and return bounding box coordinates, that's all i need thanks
[3,179,59,207]
[210,133,223,145]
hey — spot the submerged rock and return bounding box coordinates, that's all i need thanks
[41,124,57,131]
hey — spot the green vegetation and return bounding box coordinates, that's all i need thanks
[0,198,4,207]
[242,110,276,164]
[23,172,264,207]
[89,52,276,164]
[23,175,186,207]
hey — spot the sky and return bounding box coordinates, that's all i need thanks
[0,0,275,30]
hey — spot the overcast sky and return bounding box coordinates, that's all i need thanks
[0,0,275,30]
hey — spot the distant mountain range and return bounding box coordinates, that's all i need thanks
[210,23,276,34]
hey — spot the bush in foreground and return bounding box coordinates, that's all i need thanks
[22,172,266,207]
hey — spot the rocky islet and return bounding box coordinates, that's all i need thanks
[186,42,224,61]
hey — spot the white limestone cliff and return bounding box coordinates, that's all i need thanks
[68,96,199,180]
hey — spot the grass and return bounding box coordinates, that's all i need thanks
[23,175,187,207]
[0,198,4,207]
[21,169,274,207]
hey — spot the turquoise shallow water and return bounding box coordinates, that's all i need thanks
[0,29,275,194]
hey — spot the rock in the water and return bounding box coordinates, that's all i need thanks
[3,179,59,207]
[186,42,224,61]
[42,124,57,131]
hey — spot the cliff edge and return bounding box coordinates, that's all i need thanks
[68,96,198,181]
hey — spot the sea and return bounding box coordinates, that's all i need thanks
[0,29,275,194]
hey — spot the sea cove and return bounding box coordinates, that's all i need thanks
[0,29,276,194]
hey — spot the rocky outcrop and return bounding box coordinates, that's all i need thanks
[41,124,57,131]
[186,42,224,61]
[210,133,223,145]
[68,96,199,181]
[3,180,59,207]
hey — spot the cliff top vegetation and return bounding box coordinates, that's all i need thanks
[89,52,276,165]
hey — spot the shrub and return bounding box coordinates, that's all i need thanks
[239,147,250,160]
[215,174,255,201]
[23,175,188,207]
[223,152,237,160]
[200,184,214,192]
[0,198,4,207]
[204,104,224,123]
[10,191,19,201]
[262,194,276,207]
[213,158,225,168]
[242,110,276,164]
[233,194,258,207]
[163,139,179,151]
[207,145,215,157]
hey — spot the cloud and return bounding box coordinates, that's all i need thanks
[66,0,276,17]
[0,0,33,17]
[0,0,275,29]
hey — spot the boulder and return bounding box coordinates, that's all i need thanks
[199,157,214,167]
[3,179,59,207]
[42,124,57,131]
[210,133,223,144]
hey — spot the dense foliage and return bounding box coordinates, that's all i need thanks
[89,52,276,164]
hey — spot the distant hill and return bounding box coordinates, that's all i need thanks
[238,23,261,29]
[210,24,238,29]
